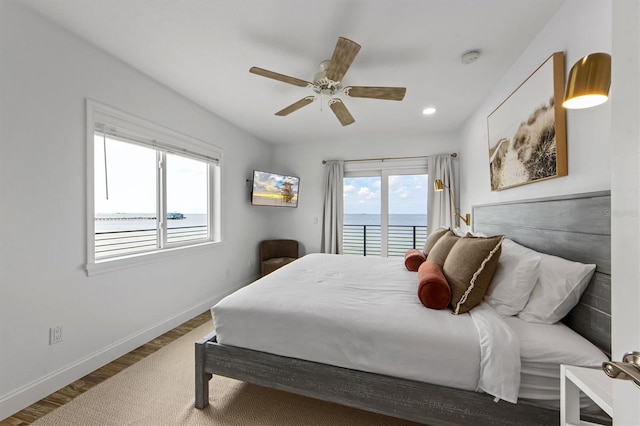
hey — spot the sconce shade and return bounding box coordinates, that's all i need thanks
[563,52,611,109]
[434,179,444,191]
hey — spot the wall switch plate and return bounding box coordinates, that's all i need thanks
[49,325,63,345]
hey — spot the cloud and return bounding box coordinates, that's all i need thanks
[394,186,410,198]
[343,183,356,194]
[358,186,380,201]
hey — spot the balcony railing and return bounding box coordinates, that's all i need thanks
[343,224,428,257]
[96,224,424,259]
[95,225,208,259]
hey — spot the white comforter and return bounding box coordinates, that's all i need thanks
[213,253,521,403]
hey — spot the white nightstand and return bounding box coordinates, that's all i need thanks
[561,364,613,426]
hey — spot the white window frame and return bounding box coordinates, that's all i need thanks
[85,99,222,275]
[344,158,428,257]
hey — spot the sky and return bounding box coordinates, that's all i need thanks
[252,170,300,198]
[343,174,428,215]
[94,136,208,214]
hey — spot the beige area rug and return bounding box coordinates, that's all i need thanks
[33,322,420,425]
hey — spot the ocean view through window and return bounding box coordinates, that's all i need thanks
[93,138,210,259]
[86,100,221,274]
[343,168,428,256]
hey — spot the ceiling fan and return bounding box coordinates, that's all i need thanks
[249,37,406,126]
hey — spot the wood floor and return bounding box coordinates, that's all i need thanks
[1,311,212,426]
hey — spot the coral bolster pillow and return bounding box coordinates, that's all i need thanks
[404,249,427,271]
[417,261,451,310]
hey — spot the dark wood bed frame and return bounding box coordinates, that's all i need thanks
[195,191,611,425]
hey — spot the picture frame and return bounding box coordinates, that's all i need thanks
[487,51,567,191]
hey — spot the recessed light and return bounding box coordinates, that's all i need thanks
[422,107,436,115]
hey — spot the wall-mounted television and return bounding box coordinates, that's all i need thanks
[251,170,300,208]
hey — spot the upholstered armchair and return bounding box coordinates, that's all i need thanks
[260,239,299,277]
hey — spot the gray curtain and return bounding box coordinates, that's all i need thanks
[321,160,344,254]
[427,154,458,232]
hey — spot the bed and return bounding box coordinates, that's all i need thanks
[195,191,611,425]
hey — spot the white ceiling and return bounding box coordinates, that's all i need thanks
[20,0,565,145]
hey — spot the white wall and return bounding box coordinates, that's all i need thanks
[459,0,612,213]
[273,0,613,255]
[270,132,459,254]
[0,1,271,418]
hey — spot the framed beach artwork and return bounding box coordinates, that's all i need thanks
[487,51,567,191]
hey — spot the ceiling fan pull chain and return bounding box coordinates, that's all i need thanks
[103,130,109,200]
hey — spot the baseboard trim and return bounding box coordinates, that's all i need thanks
[0,296,218,421]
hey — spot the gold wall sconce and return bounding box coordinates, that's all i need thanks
[434,179,471,227]
[563,52,611,109]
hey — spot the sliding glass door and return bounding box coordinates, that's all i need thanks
[343,176,382,256]
[343,161,428,257]
[387,173,428,256]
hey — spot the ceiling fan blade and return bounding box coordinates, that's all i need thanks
[325,37,361,82]
[250,66,311,88]
[275,96,315,116]
[345,86,407,101]
[328,99,355,126]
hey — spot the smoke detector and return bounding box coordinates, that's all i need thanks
[461,50,481,65]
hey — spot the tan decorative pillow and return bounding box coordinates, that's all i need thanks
[422,227,450,256]
[443,235,504,314]
[425,231,460,267]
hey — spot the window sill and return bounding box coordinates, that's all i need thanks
[85,241,220,276]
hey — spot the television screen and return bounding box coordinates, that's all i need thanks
[251,170,300,207]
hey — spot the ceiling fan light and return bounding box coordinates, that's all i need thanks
[422,107,436,115]
[563,52,611,109]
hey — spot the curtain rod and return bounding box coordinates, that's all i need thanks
[321,153,457,164]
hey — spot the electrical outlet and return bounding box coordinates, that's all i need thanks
[49,325,63,345]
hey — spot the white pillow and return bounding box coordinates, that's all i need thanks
[484,239,541,317]
[517,251,596,324]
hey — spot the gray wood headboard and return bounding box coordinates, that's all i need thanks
[473,190,611,357]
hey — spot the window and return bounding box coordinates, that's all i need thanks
[344,176,382,256]
[387,173,428,256]
[343,158,428,257]
[86,100,221,274]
